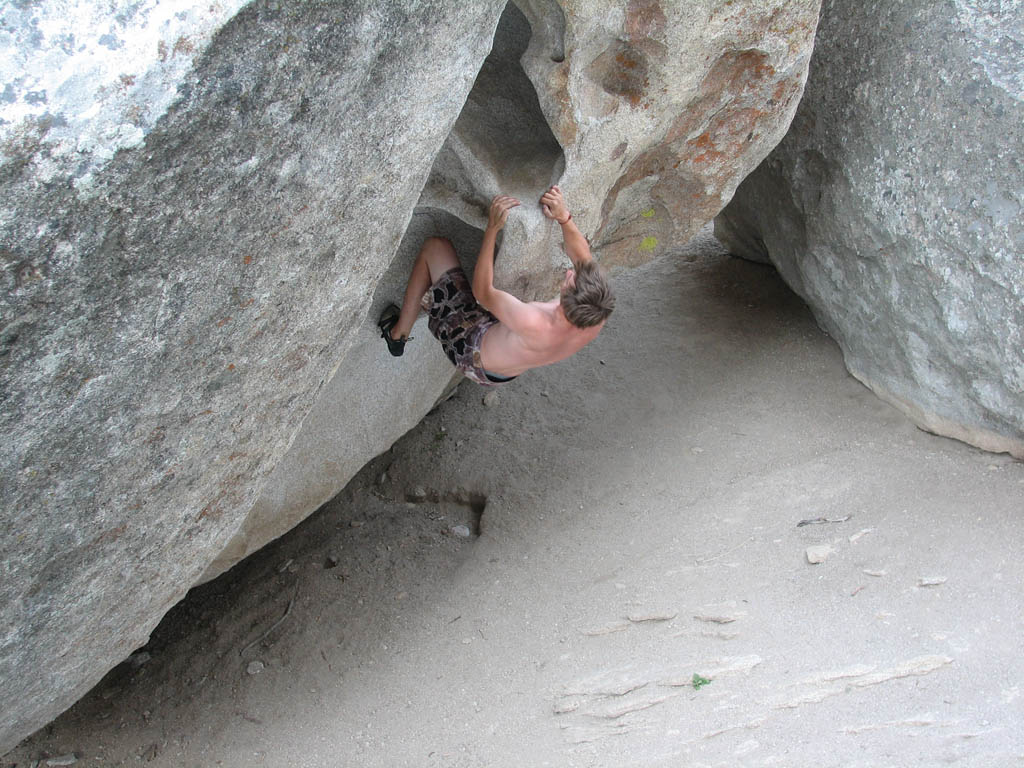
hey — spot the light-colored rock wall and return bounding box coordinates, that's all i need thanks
[715,0,1024,458]
[1,0,821,752]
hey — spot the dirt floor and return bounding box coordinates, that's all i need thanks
[6,231,1024,767]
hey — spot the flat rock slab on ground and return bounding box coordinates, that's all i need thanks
[6,231,1023,767]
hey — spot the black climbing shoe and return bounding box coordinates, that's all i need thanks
[378,304,409,357]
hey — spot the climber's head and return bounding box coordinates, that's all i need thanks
[560,260,614,328]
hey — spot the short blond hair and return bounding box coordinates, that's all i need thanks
[561,261,614,328]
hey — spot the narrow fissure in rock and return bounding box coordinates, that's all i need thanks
[417,0,565,227]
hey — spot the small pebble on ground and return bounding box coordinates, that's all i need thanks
[805,545,832,564]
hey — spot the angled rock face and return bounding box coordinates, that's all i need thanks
[0,0,510,751]
[1,0,820,751]
[715,0,1024,457]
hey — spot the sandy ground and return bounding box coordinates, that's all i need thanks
[6,231,1024,768]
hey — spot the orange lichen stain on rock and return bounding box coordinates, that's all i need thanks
[589,41,650,108]
[692,133,714,149]
[688,132,725,165]
[686,104,766,167]
[616,52,639,70]
[746,55,775,83]
[693,149,725,165]
[227,364,235,371]
[706,106,763,142]
[625,0,667,41]
[702,49,776,99]
[217,316,232,327]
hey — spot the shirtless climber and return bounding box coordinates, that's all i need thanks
[378,185,615,386]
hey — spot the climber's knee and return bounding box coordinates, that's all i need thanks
[420,236,459,283]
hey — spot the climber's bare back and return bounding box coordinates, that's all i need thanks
[385,185,612,385]
[477,297,603,377]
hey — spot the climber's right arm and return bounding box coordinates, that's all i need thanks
[541,185,592,266]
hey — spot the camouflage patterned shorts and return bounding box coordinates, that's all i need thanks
[427,267,516,387]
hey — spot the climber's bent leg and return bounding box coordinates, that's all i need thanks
[392,237,458,341]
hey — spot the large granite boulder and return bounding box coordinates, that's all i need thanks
[1,0,821,751]
[0,0,510,750]
[715,0,1024,457]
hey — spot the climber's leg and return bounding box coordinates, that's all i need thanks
[391,237,458,341]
